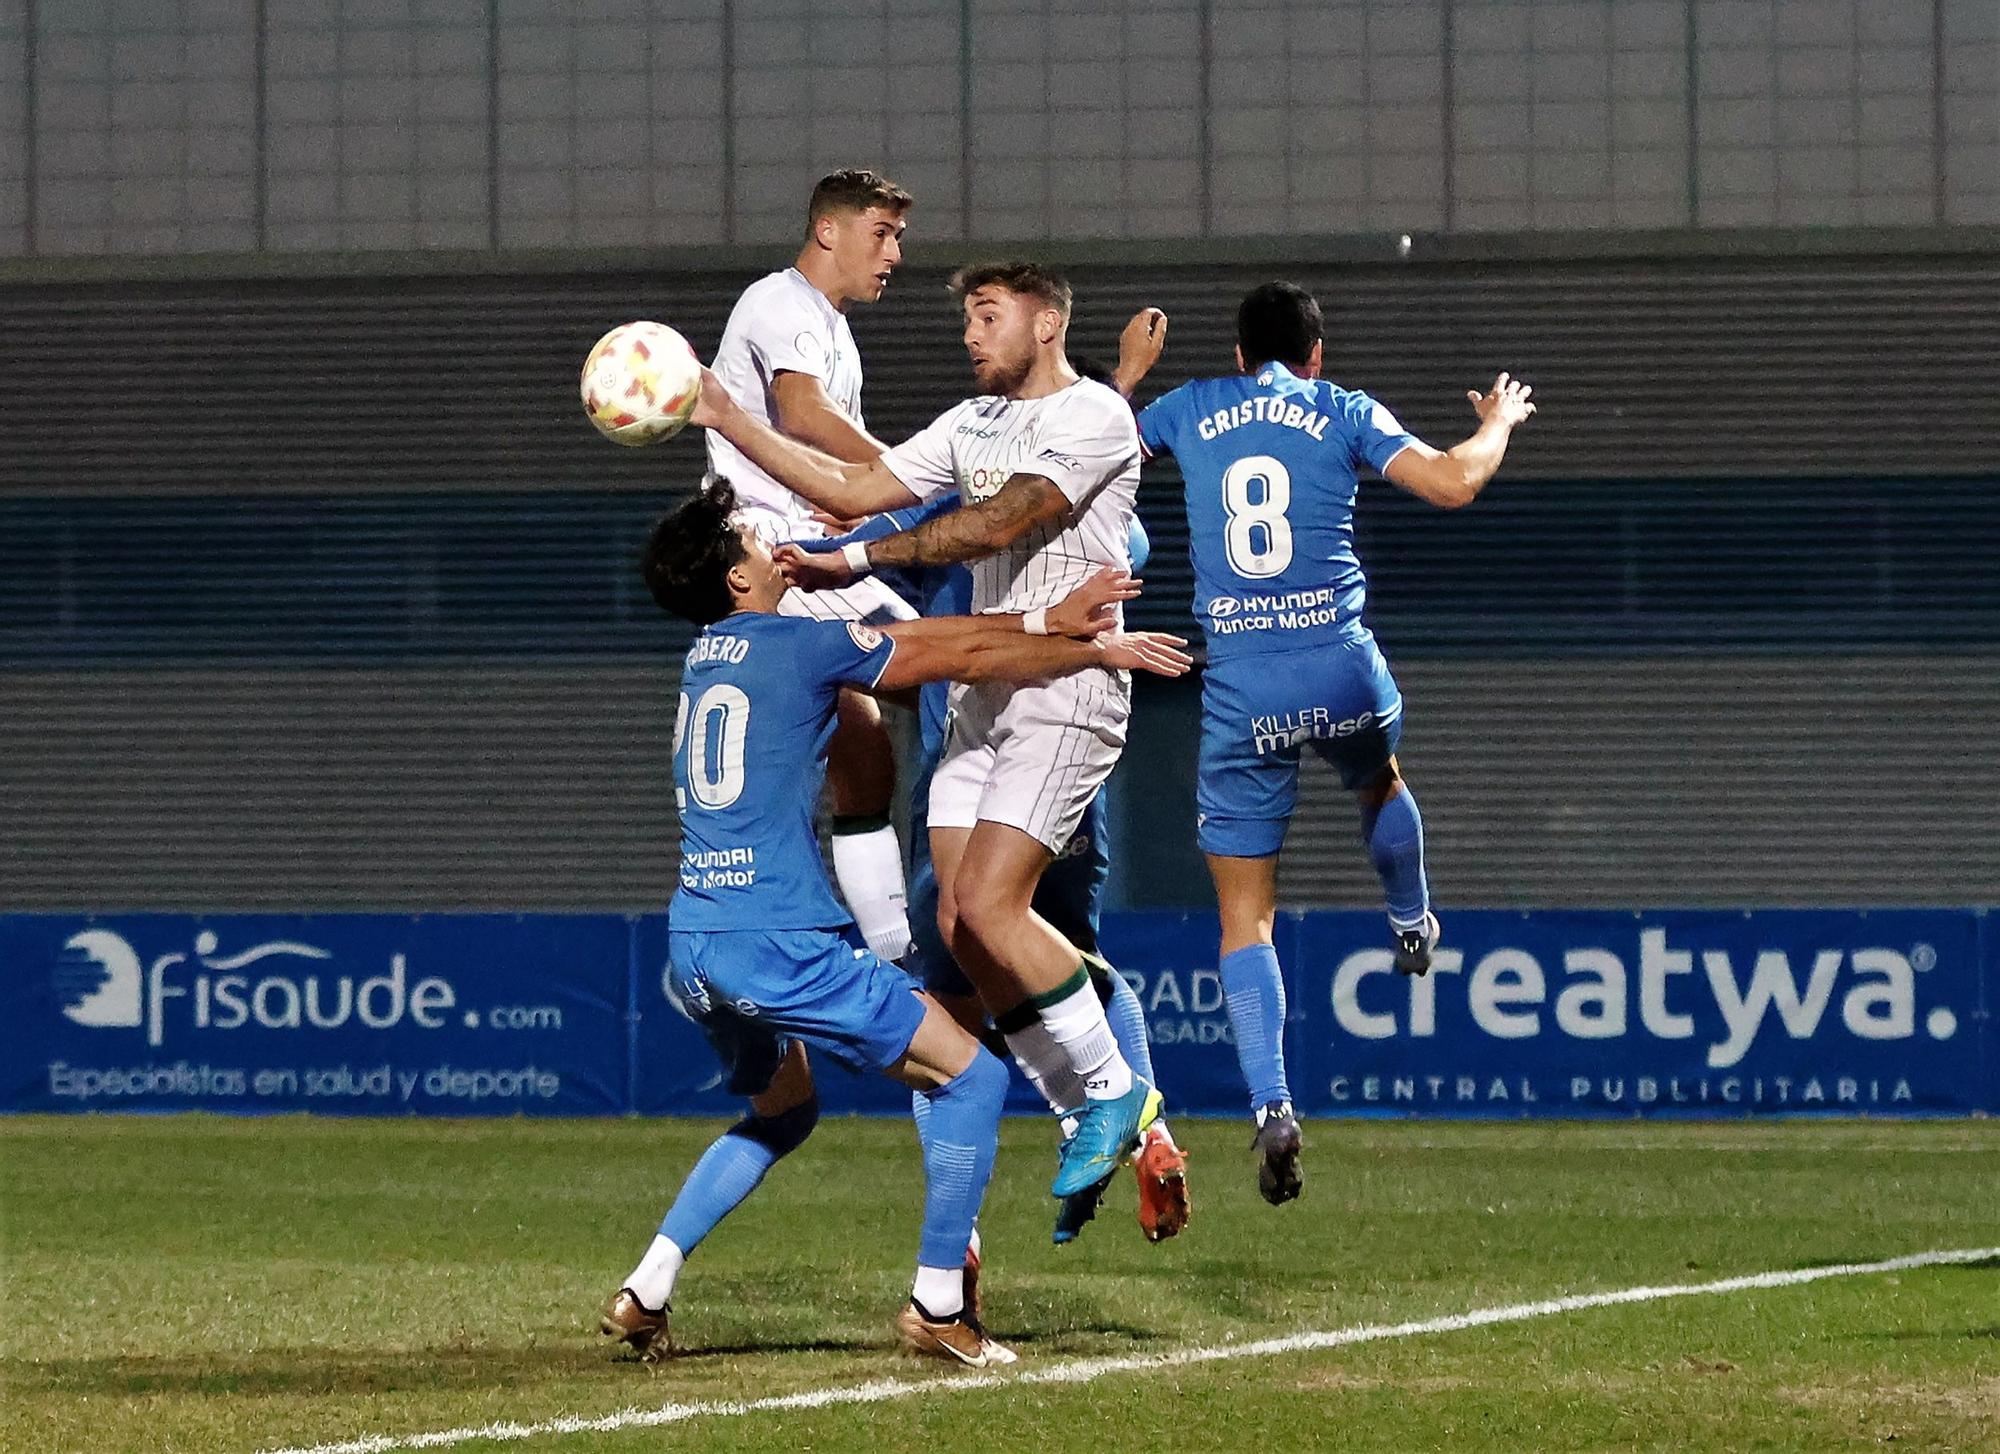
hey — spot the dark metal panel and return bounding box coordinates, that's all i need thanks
[0,665,679,910]
[9,481,2000,664]
[3,251,1996,497]
[1277,654,2000,909]
[6,652,1994,912]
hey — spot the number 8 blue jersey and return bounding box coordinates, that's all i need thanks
[670,612,896,932]
[1137,362,1418,662]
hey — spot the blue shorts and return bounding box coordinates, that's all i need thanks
[1198,635,1404,859]
[665,927,928,1095]
[904,747,1110,999]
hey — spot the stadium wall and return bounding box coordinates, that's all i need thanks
[3,0,1998,258]
[6,909,1993,1117]
[3,244,1997,911]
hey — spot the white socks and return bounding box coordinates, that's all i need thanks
[830,822,912,962]
[912,1263,965,1318]
[624,1234,685,1312]
[1002,1020,1088,1114]
[1036,973,1132,1101]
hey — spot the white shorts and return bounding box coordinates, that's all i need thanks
[732,504,918,625]
[928,668,1131,854]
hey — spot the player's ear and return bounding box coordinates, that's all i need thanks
[1233,344,1247,374]
[1305,339,1324,379]
[724,559,754,599]
[1038,307,1062,346]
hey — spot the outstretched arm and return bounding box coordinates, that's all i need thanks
[689,365,917,518]
[874,615,1190,692]
[777,473,1071,591]
[866,474,1069,568]
[769,371,891,463]
[1383,372,1537,510]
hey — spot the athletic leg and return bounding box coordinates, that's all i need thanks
[828,686,912,963]
[884,995,1014,1366]
[1206,851,1302,1206]
[602,1036,819,1359]
[1354,757,1438,973]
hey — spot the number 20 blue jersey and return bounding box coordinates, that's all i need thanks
[670,612,896,933]
[1137,362,1417,662]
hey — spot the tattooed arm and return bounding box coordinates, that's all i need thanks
[775,473,1071,589]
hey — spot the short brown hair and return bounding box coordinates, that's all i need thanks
[806,169,912,226]
[950,260,1072,320]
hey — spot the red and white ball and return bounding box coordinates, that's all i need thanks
[580,321,702,446]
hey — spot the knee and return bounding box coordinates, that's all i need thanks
[1221,904,1277,948]
[1356,764,1402,813]
[945,1045,1008,1109]
[934,893,962,951]
[731,1094,819,1158]
[952,876,1015,948]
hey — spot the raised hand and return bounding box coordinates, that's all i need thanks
[1114,308,1169,397]
[773,543,856,593]
[686,364,735,430]
[1099,630,1192,677]
[1047,567,1143,639]
[1466,372,1536,428]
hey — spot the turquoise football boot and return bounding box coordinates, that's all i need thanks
[1051,1078,1162,1198]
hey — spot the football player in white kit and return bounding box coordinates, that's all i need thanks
[687,262,1165,1200]
[706,169,916,965]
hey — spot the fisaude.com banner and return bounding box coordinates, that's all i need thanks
[3,909,1992,1116]
[0,914,630,1115]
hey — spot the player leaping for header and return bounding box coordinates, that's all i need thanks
[704,168,919,969]
[812,340,1191,1245]
[688,262,1169,1203]
[600,480,1190,1366]
[1136,281,1536,1204]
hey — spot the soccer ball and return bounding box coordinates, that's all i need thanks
[580,321,702,446]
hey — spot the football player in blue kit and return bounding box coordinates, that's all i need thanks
[1135,282,1535,1204]
[598,479,1190,1369]
[824,499,1189,1244]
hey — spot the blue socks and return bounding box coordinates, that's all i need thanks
[1093,960,1155,1084]
[915,1048,1006,1269]
[1220,942,1290,1110]
[660,1097,818,1253]
[1364,786,1430,931]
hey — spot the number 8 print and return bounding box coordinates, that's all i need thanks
[1222,454,1294,579]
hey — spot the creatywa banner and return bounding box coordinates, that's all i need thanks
[3,910,1992,1117]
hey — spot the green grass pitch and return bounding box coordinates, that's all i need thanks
[4,1116,1996,1453]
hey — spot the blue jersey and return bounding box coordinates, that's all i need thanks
[1137,363,1417,661]
[670,612,896,932]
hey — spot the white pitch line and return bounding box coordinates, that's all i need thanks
[259,1245,2000,1454]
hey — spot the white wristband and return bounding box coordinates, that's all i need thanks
[840,541,871,575]
[1022,607,1050,636]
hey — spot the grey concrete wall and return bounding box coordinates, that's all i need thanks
[6,0,1996,257]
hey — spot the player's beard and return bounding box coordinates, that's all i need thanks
[971,347,1033,396]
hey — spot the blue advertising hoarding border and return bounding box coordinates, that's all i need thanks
[3,908,1994,1118]
[1980,908,1996,1116]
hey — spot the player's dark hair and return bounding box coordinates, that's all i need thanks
[807,168,913,226]
[1237,281,1323,371]
[951,260,1073,321]
[642,478,746,626]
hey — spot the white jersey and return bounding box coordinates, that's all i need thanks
[705,267,865,539]
[880,377,1141,616]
